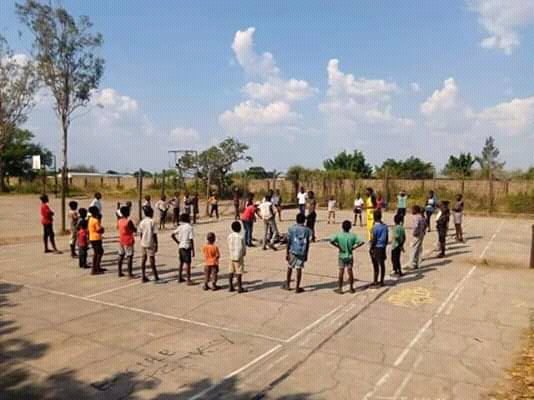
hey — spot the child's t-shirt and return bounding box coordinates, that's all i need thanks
[40,203,53,225]
[203,244,220,266]
[173,223,193,249]
[392,225,406,250]
[328,200,337,211]
[88,217,102,241]
[78,227,88,248]
[68,210,79,231]
[297,192,307,205]
[139,217,157,249]
[354,198,364,209]
[330,231,363,262]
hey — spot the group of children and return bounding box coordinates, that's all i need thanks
[39,185,464,295]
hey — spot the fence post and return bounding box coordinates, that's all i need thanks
[138,169,143,222]
[530,225,534,269]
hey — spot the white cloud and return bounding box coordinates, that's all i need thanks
[420,78,459,115]
[231,27,279,78]
[477,96,534,135]
[92,88,139,112]
[242,78,317,102]
[411,82,421,92]
[468,0,534,54]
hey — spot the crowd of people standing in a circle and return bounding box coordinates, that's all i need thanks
[39,185,464,294]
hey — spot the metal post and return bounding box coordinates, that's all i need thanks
[530,225,534,269]
[138,169,143,222]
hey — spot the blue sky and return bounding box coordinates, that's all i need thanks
[1,0,533,172]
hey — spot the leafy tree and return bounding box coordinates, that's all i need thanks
[375,157,434,179]
[69,164,97,173]
[323,150,372,178]
[1,127,52,179]
[524,167,534,180]
[18,0,105,232]
[443,153,476,177]
[476,136,505,179]
[245,166,274,179]
[0,35,39,191]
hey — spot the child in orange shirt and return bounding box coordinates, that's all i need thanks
[202,232,220,291]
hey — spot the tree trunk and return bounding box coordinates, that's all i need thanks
[61,119,68,234]
[0,158,7,192]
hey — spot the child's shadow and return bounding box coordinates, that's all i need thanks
[304,280,339,292]
[246,280,286,292]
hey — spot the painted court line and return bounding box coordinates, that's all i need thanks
[392,353,423,400]
[363,221,502,400]
[0,279,285,343]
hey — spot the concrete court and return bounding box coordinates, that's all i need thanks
[0,208,533,399]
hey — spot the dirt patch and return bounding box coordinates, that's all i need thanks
[487,312,534,399]
[469,257,531,270]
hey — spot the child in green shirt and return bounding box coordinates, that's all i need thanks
[391,214,406,276]
[330,220,365,294]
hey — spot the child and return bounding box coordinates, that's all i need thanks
[436,201,450,258]
[68,201,79,258]
[272,189,282,222]
[376,193,386,211]
[297,187,307,215]
[233,187,241,221]
[330,220,365,294]
[409,205,427,269]
[306,191,317,242]
[155,195,169,230]
[396,191,408,225]
[40,194,60,254]
[258,195,279,250]
[77,208,89,268]
[171,213,195,284]
[183,192,192,217]
[208,192,219,219]
[192,193,200,224]
[452,194,464,242]
[327,196,337,224]
[353,193,364,227]
[228,221,248,293]
[171,192,181,227]
[425,191,437,232]
[370,209,388,287]
[89,192,103,216]
[139,206,159,283]
[202,232,220,291]
[283,213,311,293]
[391,214,406,276]
[241,201,256,247]
[117,206,137,278]
[88,206,105,275]
[143,195,152,209]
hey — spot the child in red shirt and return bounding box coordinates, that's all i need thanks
[40,194,60,253]
[77,208,89,268]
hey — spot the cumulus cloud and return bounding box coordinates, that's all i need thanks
[468,0,534,54]
[231,27,279,78]
[242,78,317,102]
[477,96,534,135]
[420,78,459,115]
[410,82,421,92]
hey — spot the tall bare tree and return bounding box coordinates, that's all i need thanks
[0,35,38,192]
[17,0,104,232]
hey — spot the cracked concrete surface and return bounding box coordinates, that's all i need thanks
[1,202,533,399]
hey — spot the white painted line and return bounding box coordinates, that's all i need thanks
[188,344,283,400]
[363,221,502,400]
[284,303,345,343]
[0,279,285,343]
[445,285,465,316]
[85,281,142,298]
[392,353,423,400]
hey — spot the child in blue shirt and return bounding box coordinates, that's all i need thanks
[370,209,389,287]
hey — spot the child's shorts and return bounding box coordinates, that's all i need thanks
[142,247,155,257]
[229,260,244,274]
[118,245,134,257]
[288,254,305,269]
[179,248,192,264]
[91,240,104,256]
[338,259,354,269]
[207,264,219,273]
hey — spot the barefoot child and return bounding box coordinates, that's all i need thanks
[139,207,159,283]
[370,210,388,287]
[202,232,220,291]
[40,194,60,253]
[155,195,169,230]
[452,194,464,242]
[330,220,365,294]
[327,196,337,224]
[68,201,79,257]
[88,206,105,275]
[436,201,450,258]
[409,205,427,270]
[283,213,311,293]
[171,213,195,284]
[228,221,248,293]
[77,208,89,268]
[353,193,364,227]
[391,214,406,276]
[306,191,317,242]
[117,206,137,278]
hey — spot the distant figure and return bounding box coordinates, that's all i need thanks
[183,192,192,217]
[117,206,137,278]
[297,187,307,215]
[425,190,438,232]
[208,192,219,220]
[258,194,279,250]
[88,206,105,275]
[391,213,406,276]
[170,192,181,227]
[139,206,159,283]
[365,188,377,241]
[90,192,103,217]
[353,193,364,227]
[227,221,248,293]
[233,187,241,220]
[241,201,257,247]
[396,191,408,224]
[376,193,385,211]
[40,194,60,254]
[306,191,317,242]
[192,193,200,224]
[77,208,89,269]
[436,201,450,258]
[272,189,283,222]
[330,220,365,294]
[370,210,388,287]
[452,194,464,242]
[284,213,311,293]
[68,200,79,258]
[155,195,169,230]
[202,232,220,291]
[409,205,427,270]
[142,195,152,213]
[171,213,195,284]
[327,196,337,224]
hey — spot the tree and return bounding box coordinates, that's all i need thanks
[476,136,505,179]
[375,157,434,179]
[0,35,39,191]
[245,166,275,179]
[1,127,52,179]
[17,0,104,232]
[323,150,372,177]
[69,164,97,173]
[443,152,476,177]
